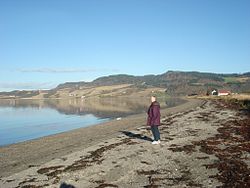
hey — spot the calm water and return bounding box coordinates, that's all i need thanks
[0,97,185,146]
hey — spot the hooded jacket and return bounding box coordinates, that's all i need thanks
[147,101,161,126]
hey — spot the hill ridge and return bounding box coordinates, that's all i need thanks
[1,71,250,98]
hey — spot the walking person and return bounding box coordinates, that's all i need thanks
[147,95,161,144]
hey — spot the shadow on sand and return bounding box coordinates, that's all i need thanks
[60,182,76,188]
[120,131,153,142]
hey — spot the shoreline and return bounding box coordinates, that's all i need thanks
[0,97,186,147]
[0,98,203,178]
[1,98,249,187]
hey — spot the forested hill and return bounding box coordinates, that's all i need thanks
[56,71,250,95]
[1,71,250,98]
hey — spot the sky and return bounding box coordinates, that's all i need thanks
[0,0,249,91]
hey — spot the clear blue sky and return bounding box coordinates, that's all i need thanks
[0,0,249,91]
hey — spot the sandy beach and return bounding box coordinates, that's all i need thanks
[0,98,249,188]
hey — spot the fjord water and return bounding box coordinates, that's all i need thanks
[0,98,185,146]
[0,107,109,146]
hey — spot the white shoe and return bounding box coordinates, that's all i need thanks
[158,140,161,144]
[152,141,160,145]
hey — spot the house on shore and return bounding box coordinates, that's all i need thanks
[211,90,218,96]
[218,90,231,96]
[211,89,231,96]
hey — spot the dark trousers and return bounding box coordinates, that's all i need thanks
[151,125,160,141]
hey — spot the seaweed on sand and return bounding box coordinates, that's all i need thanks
[193,100,250,188]
[36,138,136,185]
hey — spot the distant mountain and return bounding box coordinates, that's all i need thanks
[243,72,250,76]
[1,71,250,99]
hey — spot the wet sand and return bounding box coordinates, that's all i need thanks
[1,98,249,187]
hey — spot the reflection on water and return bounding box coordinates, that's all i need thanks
[0,97,185,118]
[0,97,185,146]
